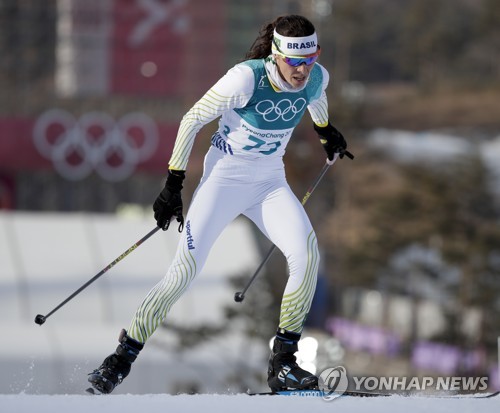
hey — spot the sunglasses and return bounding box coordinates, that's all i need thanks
[272,39,321,67]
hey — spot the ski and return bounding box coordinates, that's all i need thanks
[421,391,500,399]
[248,389,387,397]
[248,389,500,399]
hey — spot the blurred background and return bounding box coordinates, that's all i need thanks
[1,0,500,395]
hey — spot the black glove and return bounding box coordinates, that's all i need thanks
[153,170,185,232]
[314,122,348,160]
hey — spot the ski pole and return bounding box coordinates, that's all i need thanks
[34,226,161,325]
[234,149,353,303]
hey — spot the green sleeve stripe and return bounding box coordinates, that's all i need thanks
[308,91,329,125]
[168,83,253,170]
[168,90,236,170]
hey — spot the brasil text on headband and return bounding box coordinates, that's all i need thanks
[272,29,318,56]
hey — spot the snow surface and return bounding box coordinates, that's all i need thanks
[1,393,499,413]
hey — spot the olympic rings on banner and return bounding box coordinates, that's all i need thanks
[33,109,159,182]
[255,98,307,122]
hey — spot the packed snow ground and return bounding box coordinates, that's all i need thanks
[1,393,499,413]
[0,394,500,413]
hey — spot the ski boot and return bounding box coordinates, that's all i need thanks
[88,329,144,394]
[267,330,318,392]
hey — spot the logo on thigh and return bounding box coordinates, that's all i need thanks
[186,220,195,250]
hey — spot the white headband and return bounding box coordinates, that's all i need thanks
[272,29,318,56]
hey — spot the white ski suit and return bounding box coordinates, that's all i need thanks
[128,58,330,342]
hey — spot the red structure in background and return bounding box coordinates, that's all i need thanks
[110,0,227,98]
[0,116,178,178]
[0,173,15,209]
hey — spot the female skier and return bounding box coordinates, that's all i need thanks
[88,14,348,394]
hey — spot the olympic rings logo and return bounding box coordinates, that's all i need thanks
[255,97,307,122]
[33,109,159,182]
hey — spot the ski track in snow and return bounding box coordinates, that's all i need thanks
[1,394,499,413]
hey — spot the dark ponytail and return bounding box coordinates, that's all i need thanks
[243,15,316,61]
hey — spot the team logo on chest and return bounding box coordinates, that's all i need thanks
[255,97,307,122]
